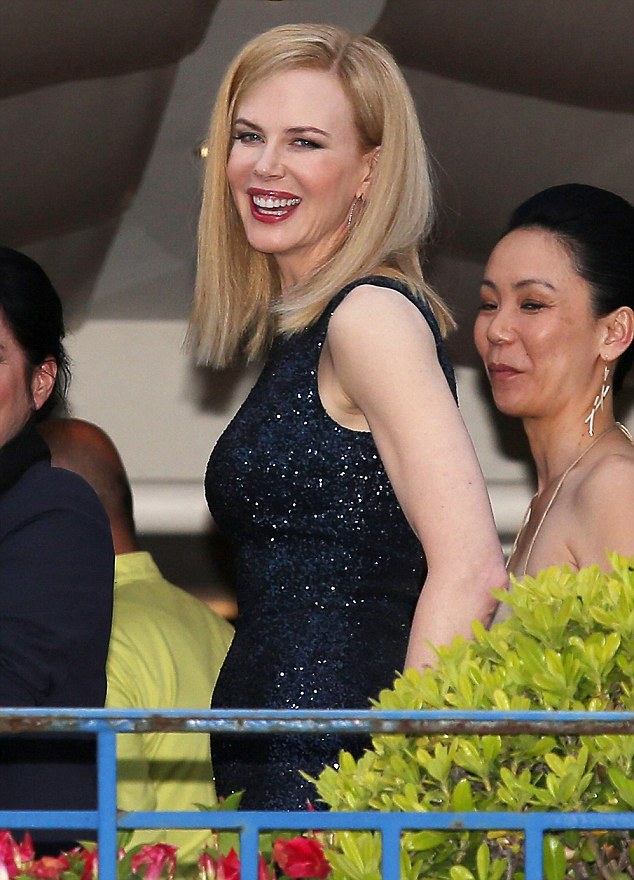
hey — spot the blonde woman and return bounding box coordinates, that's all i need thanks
[191,24,506,810]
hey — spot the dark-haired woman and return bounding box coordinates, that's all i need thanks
[475,184,634,589]
[0,246,114,851]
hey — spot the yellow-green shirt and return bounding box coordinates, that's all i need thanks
[106,552,233,872]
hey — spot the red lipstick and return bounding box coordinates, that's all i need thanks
[247,188,301,224]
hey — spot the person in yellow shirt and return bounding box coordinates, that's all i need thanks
[39,418,233,873]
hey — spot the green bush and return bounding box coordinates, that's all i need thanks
[313,554,634,880]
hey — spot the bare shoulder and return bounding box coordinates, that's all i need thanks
[585,443,634,484]
[575,444,634,509]
[568,443,634,565]
[331,282,429,320]
[328,283,435,350]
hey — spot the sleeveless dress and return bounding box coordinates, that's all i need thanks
[206,275,457,810]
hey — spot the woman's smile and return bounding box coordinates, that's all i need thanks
[227,68,375,287]
[247,188,302,221]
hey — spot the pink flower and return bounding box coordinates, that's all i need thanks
[197,848,271,880]
[131,844,178,880]
[272,837,330,879]
[0,831,34,878]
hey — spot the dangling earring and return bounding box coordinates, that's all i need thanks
[347,195,363,229]
[584,362,611,437]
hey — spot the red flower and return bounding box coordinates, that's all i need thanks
[198,848,271,880]
[272,838,330,879]
[198,849,216,880]
[0,831,34,878]
[66,846,98,880]
[29,855,70,879]
[217,849,241,880]
[131,844,178,880]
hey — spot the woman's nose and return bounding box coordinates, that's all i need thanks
[253,144,284,179]
[486,308,515,344]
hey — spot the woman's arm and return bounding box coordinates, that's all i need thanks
[322,284,507,671]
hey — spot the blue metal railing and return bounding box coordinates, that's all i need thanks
[1,708,634,880]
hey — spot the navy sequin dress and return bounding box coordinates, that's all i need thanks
[206,275,457,809]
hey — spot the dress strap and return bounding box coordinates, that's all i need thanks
[508,422,626,576]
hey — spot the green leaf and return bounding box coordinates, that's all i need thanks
[450,866,476,880]
[476,842,491,880]
[211,790,244,811]
[406,830,448,852]
[543,835,566,880]
[452,778,475,812]
[116,829,134,851]
[608,766,634,808]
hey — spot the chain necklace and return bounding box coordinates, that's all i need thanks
[508,422,626,576]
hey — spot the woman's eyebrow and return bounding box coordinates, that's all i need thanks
[479,277,556,291]
[232,117,261,130]
[514,278,556,291]
[286,125,331,138]
[232,118,331,139]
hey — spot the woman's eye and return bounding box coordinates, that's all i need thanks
[292,138,321,149]
[477,301,497,312]
[521,300,545,311]
[232,132,261,144]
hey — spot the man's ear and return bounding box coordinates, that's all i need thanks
[31,357,57,411]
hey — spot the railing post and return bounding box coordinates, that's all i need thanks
[97,727,118,880]
[239,819,260,879]
[524,820,544,880]
[381,819,401,880]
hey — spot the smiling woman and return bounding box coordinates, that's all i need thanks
[189,23,507,812]
[0,247,113,854]
[226,68,377,288]
[474,183,634,589]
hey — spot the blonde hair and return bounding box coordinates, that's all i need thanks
[190,23,454,367]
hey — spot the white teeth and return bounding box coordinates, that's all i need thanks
[252,195,300,209]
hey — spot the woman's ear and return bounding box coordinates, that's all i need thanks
[602,306,634,361]
[31,357,57,411]
[358,147,380,197]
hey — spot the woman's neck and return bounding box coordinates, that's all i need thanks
[523,408,618,493]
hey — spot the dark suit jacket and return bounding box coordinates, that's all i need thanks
[0,456,114,848]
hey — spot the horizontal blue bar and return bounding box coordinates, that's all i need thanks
[116,810,634,832]
[0,811,97,828]
[5,808,631,834]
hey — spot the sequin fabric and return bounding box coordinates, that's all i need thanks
[206,275,457,809]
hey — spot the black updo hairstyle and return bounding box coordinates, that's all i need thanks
[0,246,70,418]
[506,183,634,393]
